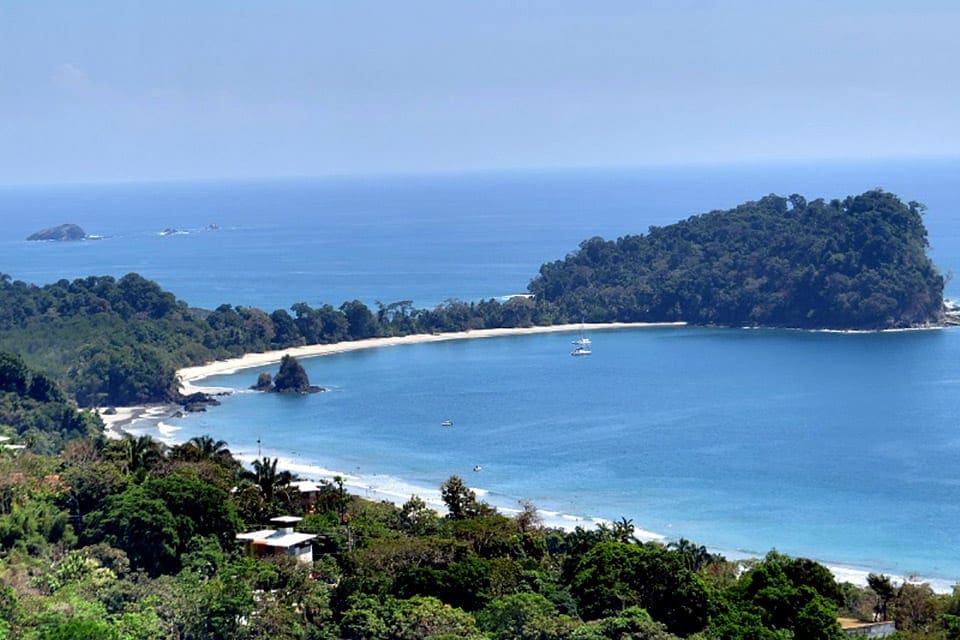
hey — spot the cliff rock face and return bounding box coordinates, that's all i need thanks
[27,224,87,241]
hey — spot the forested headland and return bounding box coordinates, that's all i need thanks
[0,189,944,409]
[530,189,943,329]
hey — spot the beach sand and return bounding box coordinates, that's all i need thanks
[113,320,951,593]
[176,321,686,394]
[96,404,182,439]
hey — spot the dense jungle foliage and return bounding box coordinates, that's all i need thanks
[530,190,944,329]
[0,353,101,454]
[0,272,540,407]
[0,190,943,408]
[3,426,958,640]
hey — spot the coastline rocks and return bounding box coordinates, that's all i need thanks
[177,391,223,413]
[251,372,273,391]
[252,355,326,394]
[27,223,87,241]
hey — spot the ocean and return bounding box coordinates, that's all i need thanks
[2,157,959,587]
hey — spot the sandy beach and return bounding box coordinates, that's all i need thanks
[97,404,183,440]
[117,320,953,593]
[176,321,686,394]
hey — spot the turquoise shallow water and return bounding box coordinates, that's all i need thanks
[167,325,960,585]
[2,159,960,584]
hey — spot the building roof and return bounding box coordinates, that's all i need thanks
[237,515,317,549]
[257,532,317,548]
[290,480,323,493]
[237,529,276,542]
[271,515,303,525]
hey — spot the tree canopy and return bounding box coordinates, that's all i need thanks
[1,420,954,639]
[529,190,943,329]
[0,351,99,453]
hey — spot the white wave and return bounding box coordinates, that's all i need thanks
[157,422,181,436]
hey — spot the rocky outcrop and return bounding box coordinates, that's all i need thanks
[252,355,325,394]
[27,224,87,241]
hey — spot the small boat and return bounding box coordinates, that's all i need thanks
[572,323,591,347]
[571,345,592,357]
[473,465,482,472]
[441,420,453,427]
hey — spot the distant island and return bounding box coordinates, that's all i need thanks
[26,223,87,241]
[0,190,944,407]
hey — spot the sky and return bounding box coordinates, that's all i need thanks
[1,1,958,185]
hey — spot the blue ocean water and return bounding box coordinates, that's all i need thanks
[1,158,959,583]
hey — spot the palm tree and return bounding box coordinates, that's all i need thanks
[241,456,294,504]
[106,433,164,475]
[668,538,713,571]
[611,517,636,543]
[172,434,234,464]
[190,435,229,457]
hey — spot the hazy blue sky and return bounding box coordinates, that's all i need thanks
[1,1,958,184]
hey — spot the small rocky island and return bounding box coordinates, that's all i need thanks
[252,354,324,394]
[26,223,87,241]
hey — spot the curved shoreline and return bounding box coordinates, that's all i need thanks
[176,322,686,394]
[159,320,956,593]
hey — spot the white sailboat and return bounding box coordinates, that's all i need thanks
[571,323,591,355]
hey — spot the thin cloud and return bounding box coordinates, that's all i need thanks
[51,63,91,89]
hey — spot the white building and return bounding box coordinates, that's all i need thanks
[236,516,317,564]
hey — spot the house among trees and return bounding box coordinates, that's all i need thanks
[290,479,323,510]
[236,515,317,563]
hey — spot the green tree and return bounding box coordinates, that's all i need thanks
[173,434,235,465]
[440,475,481,520]
[143,472,243,555]
[570,542,710,636]
[0,352,30,395]
[400,495,440,536]
[37,617,120,640]
[82,485,179,576]
[733,553,844,640]
[340,300,379,340]
[866,573,895,621]
[477,592,576,640]
[239,456,297,518]
[103,433,164,476]
[388,596,484,640]
[894,582,939,634]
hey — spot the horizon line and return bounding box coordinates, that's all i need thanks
[1,153,959,190]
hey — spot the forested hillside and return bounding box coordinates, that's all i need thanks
[0,352,100,453]
[530,190,944,329]
[3,427,954,639]
[0,274,536,407]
